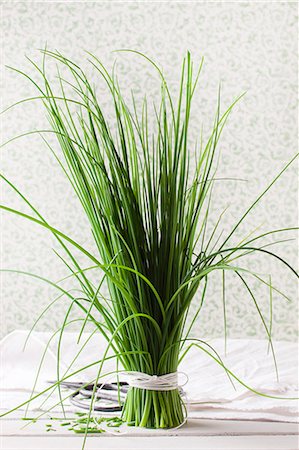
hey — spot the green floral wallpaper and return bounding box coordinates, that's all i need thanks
[1,1,298,340]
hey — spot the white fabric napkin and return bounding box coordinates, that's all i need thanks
[0,330,298,422]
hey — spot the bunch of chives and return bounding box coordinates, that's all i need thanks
[1,50,297,431]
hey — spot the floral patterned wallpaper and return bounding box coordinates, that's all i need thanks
[1,1,298,340]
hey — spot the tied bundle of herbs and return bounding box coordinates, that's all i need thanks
[1,50,298,437]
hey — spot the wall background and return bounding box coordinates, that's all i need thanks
[1,1,298,341]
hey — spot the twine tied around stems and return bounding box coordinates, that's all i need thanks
[89,371,189,434]
[121,371,188,391]
[119,370,189,431]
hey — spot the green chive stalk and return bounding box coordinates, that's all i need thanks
[1,49,298,433]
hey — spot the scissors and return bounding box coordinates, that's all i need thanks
[49,381,129,412]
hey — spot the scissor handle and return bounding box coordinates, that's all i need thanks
[70,391,123,413]
[95,382,129,392]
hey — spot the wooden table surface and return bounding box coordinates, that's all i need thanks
[1,417,298,450]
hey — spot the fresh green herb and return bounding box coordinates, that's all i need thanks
[45,423,56,432]
[1,49,298,446]
[73,428,105,434]
[60,414,122,434]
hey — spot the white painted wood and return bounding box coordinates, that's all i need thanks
[1,435,299,450]
[1,417,298,437]
[1,418,298,449]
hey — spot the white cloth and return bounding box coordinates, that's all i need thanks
[0,330,298,422]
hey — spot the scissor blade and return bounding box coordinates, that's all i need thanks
[47,380,94,390]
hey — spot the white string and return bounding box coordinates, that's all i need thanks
[123,371,178,391]
[121,371,181,391]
